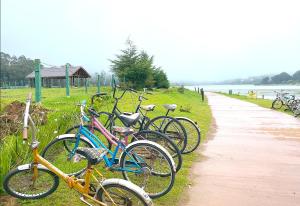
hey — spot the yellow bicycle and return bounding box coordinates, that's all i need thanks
[3,93,153,206]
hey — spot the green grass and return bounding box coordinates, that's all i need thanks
[218,92,294,116]
[0,87,212,206]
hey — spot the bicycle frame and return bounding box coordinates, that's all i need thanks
[23,94,110,206]
[71,104,145,174]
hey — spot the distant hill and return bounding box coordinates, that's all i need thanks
[216,71,299,85]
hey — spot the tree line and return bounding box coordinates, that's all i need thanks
[0,52,35,83]
[260,71,300,84]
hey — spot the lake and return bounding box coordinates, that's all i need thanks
[185,84,300,99]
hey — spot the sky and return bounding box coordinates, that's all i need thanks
[1,0,300,82]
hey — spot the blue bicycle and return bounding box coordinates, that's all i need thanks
[42,101,176,198]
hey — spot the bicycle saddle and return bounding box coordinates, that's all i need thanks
[163,104,177,111]
[112,126,135,136]
[75,147,107,165]
[119,113,140,127]
[140,104,156,111]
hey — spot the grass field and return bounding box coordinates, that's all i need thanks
[219,92,295,116]
[0,87,212,206]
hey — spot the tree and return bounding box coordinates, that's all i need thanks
[0,52,35,83]
[271,72,292,84]
[260,76,270,84]
[292,70,300,82]
[153,67,169,88]
[110,40,169,89]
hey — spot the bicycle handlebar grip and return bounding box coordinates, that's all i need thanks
[27,92,32,100]
[23,128,28,141]
[130,88,138,93]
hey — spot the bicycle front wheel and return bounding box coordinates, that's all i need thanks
[3,165,59,199]
[41,136,93,176]
[272,99,283,109]
[119,140,176,199]
[96,178,152,206]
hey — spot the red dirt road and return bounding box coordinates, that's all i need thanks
[185,93,300,206]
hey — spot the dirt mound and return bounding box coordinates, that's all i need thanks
[0,101,49,140]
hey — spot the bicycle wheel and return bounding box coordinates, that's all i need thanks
[96,178,152,206]
[3,165,59,199]
[65,125,111,149]
[176,117,201,154]
[41,136,93,176]
[272,99,283,109]
[145,116,187,153]
[130,130,182,172]
[119,140,175,199]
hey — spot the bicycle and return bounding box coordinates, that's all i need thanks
[272,91,295,111]
[3,93,153,206]
[131,89,201,154]
[82,89,182,172]
[42,99,176,199]
[97,85,187,152]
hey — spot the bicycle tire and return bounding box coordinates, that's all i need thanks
[119,140,176,199]
[176,117,201,154]
[41,135,93,176]
[145,116,187,153]
[3,164,59,199]
[272,99,283,109]
[96,178,152,206]
[130,130,182,172]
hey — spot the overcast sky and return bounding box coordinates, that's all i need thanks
[1,0,300,82]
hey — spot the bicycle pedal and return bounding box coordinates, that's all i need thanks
[79,196,93,206]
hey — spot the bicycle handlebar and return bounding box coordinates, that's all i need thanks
[112,85,138,100]
[23,93,32,141]
[91,92,108,104]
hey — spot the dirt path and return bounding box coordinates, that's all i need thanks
[185,92,300,206]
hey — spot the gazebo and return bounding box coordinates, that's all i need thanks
[26,66,91,88]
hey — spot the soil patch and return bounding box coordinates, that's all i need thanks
[0,101,49,140]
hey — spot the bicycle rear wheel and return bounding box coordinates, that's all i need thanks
[3,165,59,199]
[176,117,201,154]
[145,116,187,153]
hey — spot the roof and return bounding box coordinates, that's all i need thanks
[26,66,91,78]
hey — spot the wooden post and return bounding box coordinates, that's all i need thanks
[66,63,70,97]
[97,74,101,93]
[85,78,88,93]
[34,59,41,103]
[200,88,204,102]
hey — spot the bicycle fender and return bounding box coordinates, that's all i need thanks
[55,134,95,147]
[17,163,49,171]
[175,116,200,129]
[99,178,153,206]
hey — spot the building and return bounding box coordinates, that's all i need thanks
[26,66,91,88]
